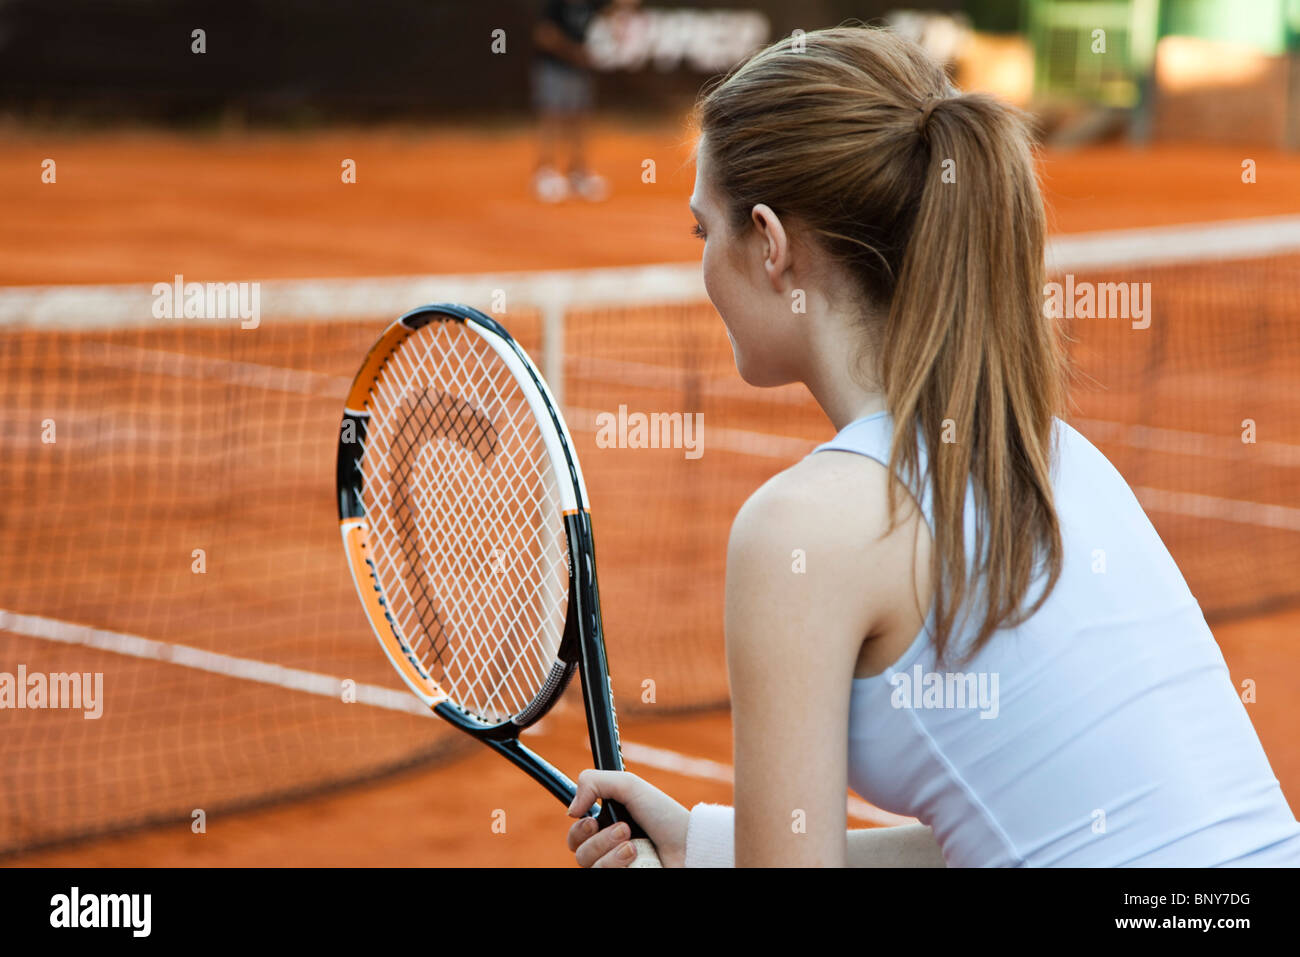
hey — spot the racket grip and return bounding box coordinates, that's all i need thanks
[596,800,663,867]
[627,837,663,868]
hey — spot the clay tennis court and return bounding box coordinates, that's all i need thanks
[2,122,1299,865]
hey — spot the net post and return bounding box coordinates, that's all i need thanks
[542,296,565,410]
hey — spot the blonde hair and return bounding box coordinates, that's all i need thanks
[698,25,1067,667]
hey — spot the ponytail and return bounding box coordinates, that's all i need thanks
[884,92,1065,666]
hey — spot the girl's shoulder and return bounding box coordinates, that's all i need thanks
[732,441,920,547]
[726,449,926,640]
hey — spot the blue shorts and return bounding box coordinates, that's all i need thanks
[532,59,594,115]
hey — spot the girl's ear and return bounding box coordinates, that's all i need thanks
[750,203,791,293]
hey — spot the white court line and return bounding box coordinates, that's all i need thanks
[0,608,899,826]
[0,608,429,718]
[1133,487,1300,533]
[1072,416,1300,469]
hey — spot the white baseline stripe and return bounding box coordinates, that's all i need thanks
[1134,487,1300,533]
[0,608,908,826]
[0,608,429,718]
[1073,416,1300,469]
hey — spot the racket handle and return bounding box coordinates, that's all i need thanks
[596,799,663,867]
[627,837,663,868]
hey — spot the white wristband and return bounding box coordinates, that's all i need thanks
[684,803,735,868]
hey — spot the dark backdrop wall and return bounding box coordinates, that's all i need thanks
[0,0,963,125]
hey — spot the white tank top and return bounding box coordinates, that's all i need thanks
[816,411,1300,866]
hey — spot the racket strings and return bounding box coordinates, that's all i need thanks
[387,389,497,672]
[371,345,555,707]
[359,323,569,721]
[368,343,560,715]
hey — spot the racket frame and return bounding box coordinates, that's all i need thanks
[337,303,636,826]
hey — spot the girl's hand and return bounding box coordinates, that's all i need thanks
[565,769,690,867]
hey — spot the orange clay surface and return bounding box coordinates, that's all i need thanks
[3,122,1300,286]
[10,608,1298,867]
[1,121,1297,866]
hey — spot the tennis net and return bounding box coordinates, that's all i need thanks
[1,217,1297,853]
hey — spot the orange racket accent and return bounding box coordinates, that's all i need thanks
[345,320,421,411]
[340,519,448,708]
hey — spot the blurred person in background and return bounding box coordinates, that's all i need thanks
[532,0,637,202]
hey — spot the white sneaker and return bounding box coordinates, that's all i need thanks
[533,166,570,203]
[569,169,609,202]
